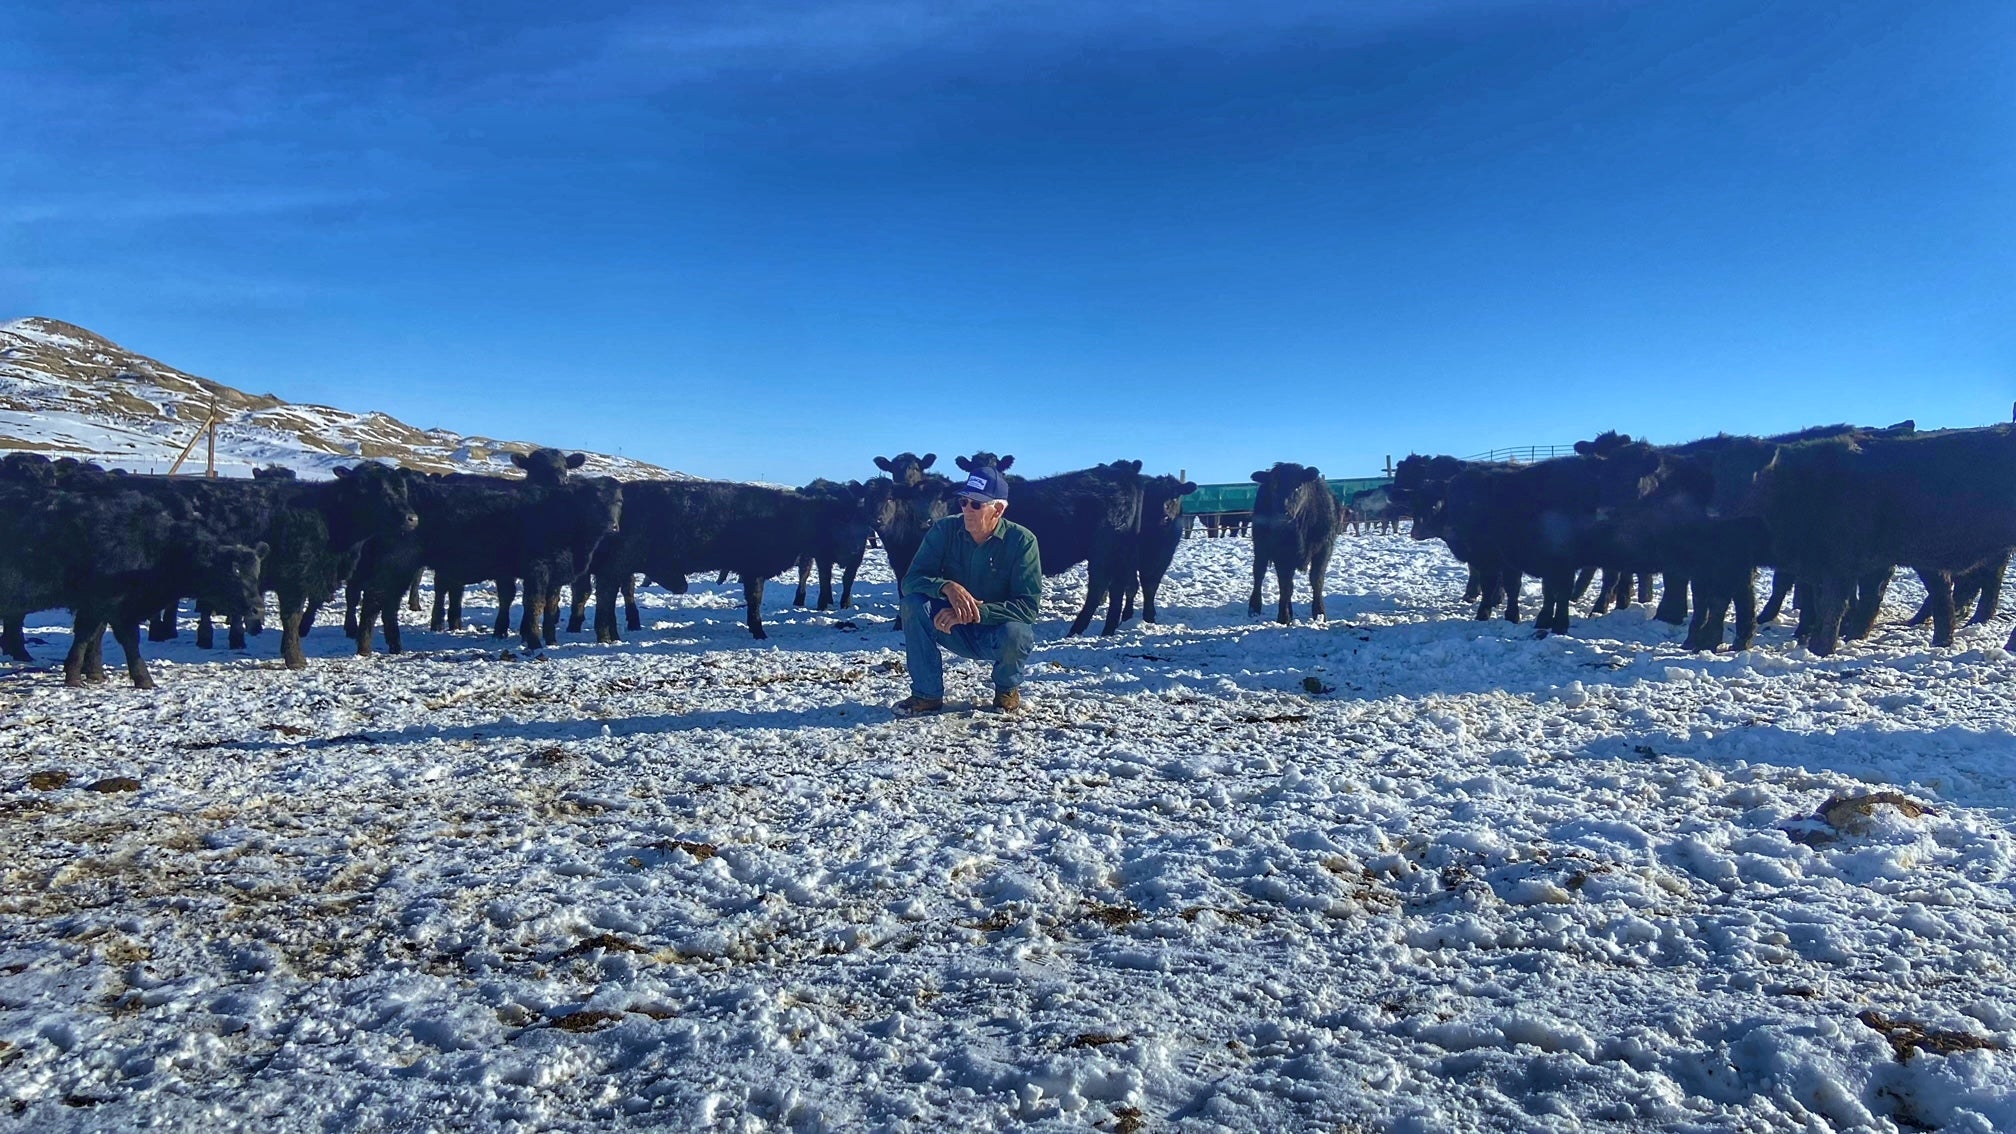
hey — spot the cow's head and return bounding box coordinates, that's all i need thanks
[1392,454,1463,541]
[1250,463,1322,517]
[955,452,1012,474]
[1144,476,1198,526]
[191,534,269,634]
[873,452,936,486]
[333,462,420,533]
[512,448,586,486]
[251,464,297,480]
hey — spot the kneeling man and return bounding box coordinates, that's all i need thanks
[895,465,1041,714]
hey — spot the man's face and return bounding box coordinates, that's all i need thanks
[961,496,1006,539]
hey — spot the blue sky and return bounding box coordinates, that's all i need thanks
[5,0,2011,484]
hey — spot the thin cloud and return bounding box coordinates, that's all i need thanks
[1,187,391,227]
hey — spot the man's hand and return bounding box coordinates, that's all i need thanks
[941,582,981,625]
[933,606,959,634]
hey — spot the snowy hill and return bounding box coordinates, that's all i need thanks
[0,317,683,480]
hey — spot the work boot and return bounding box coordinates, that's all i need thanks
[894,695,944,717]
[992,689,1021,713]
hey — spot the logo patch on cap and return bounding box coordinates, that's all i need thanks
[966,474,988,492]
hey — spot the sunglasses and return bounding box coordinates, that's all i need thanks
[960,498,994,511]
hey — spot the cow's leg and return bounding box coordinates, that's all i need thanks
[1475,566,1500,621]
[449,584,464,631]
[1121,575,1139,623]
[1274,559,1296,624]
[227,612,248,651]
[1308,545,1332,623]
[1,614,28,662]
[518,573,545,650]
[1653,571,1689,625]
[343,579,361,639]
[112,621,154,690]
[744,577,768,639]
[493,578,516,639]
[592,571,621,644]
[64,617,105,687]
[277,591,309,670]
[1571,566,1597,602]
[1101,558,1127,636]
[431,588,446,632]
[1730,567,1759,651]
[148,605,177,642]
[382,600,404,654]
[1917,568,1958,648]
[1806,576,1852,656]
[1463,566,1483,604]
[568,577,590,634]
[1068,570,1108,637]
[817,559,837,611]
[793,556,812,607]
[407,575,423,612]
[298,598,319,639]
[1842,567,1892,641]
[541,590,562,646]
[1249,552,1268,617]
[1501,566,1524,624]
[195,608,215,650]
[354,585,380,657]
[838,560,858,610]
[1759,570,1793,624]
[1963,554,2007,624]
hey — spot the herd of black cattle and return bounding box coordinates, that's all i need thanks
[2,418,2012,690]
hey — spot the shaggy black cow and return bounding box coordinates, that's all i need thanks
[396,469,621,652]
[1755,425,2016,655]
[793,478,884,611]
[1606,421,1915,651]
[1393,454,1523,621]
[419,450,620,647]
[869,453,959,629]
[1248,463,1339,623]
[1123,475,1197,624]
[1405,441,1668,635]
[585,480,833,641]
[0,481,266,687]
[114,463,418,668]
[952,453,1146,637]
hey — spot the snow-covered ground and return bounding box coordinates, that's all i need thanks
[3,533,2014,1132]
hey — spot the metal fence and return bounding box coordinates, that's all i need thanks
[1459,444,1574,464]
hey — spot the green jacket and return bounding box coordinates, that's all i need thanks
[902,516,1043,625]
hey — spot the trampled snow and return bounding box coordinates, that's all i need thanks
[3,533,2014,1132]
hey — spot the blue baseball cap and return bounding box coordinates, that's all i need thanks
[957,467,1009,504]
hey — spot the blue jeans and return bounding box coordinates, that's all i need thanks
[902,593,1036,699]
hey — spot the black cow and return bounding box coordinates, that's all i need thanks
[1123,475,1197,624]
[586,480,833,641]
[869,453,959,629]
[1394,454,1523,621]
[117,463,419,668]
[1756,425,2016,654]
[1608,422,1915,651]
[398,469,621,652]
[1248,463,1340,623]
[0,481,266,687]
[793,478,883,611]
[953,453,1145,637]
[1409,441,1668,635]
